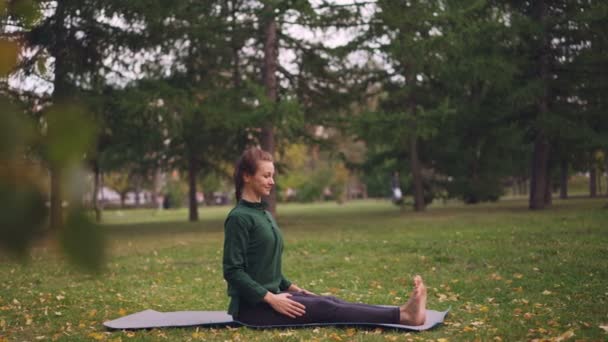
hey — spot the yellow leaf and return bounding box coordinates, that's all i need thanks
[437,338,449,342]
[555,329,574,341]
[89,309,98,317]
[463,326,476,332]
[118,308,127,316]
[514,273,523,279]
[479,306,489,313]
[88,332,106,340]
[329,332,343,341]
[542,290,553,295]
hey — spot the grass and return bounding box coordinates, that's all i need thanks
[1,197,607,341]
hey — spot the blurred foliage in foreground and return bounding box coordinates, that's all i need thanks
[0,1,104,272]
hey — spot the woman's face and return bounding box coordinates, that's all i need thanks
[244,160,275,198]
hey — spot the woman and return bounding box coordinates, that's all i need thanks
[222,147,427,326]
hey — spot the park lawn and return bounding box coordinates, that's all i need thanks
[1,198,607,341]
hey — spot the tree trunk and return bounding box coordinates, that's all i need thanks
[188,155,199,222]
[230,0,241,88]
[598,167,603,195]
[48,0,69,230]
[529,133,551,209]
[92,160,102,222]
[589,164,597,198]
[261,4,278,215]
[529,0,551,210]
[134,175,141,207]
[559,159,568,199]
[544,167,552,205]
[409,132,425,212]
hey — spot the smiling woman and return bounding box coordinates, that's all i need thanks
[222,147,427,326]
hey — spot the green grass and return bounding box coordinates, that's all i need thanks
[1,198,607,341]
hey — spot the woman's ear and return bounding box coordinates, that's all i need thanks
[242,172,252,184]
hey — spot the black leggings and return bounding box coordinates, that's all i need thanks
[236,292,400,326]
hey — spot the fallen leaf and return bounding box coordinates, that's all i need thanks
[599,324,608,332]
[118,308,127,316]
[329,332,343,341]
[88,332,105,340]
[554,329,574,341]
[542,290,552,295]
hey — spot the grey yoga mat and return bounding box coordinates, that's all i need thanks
[103,308,449,331]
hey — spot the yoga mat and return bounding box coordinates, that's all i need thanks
[103,308,449,331]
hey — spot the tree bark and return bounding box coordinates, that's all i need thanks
[48,0,69,229]
[529,0,551,210]
[261,4,278,215]
[559,159,568,199]
[589,164,597,198]
[544,167,552,205]
[230,0,241,88]
[188,154,199,222]
[409,131,425,212]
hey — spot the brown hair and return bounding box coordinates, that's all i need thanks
[234,147,273,201]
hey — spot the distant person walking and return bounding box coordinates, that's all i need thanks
[392,171,403,205]
[222,147,427,326]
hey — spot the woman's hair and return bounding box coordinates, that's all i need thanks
[234,147,273,201]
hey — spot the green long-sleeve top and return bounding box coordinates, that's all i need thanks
[222,199,292,316]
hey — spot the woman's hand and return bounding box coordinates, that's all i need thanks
[288,284,317,296]
[264,292,306,318]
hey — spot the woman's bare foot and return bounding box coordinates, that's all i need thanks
[399,275,427,325]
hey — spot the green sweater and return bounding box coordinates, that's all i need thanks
[222,199,292,316]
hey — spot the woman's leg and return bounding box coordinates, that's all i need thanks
[237,293,399,326]
[237,276,427,326]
